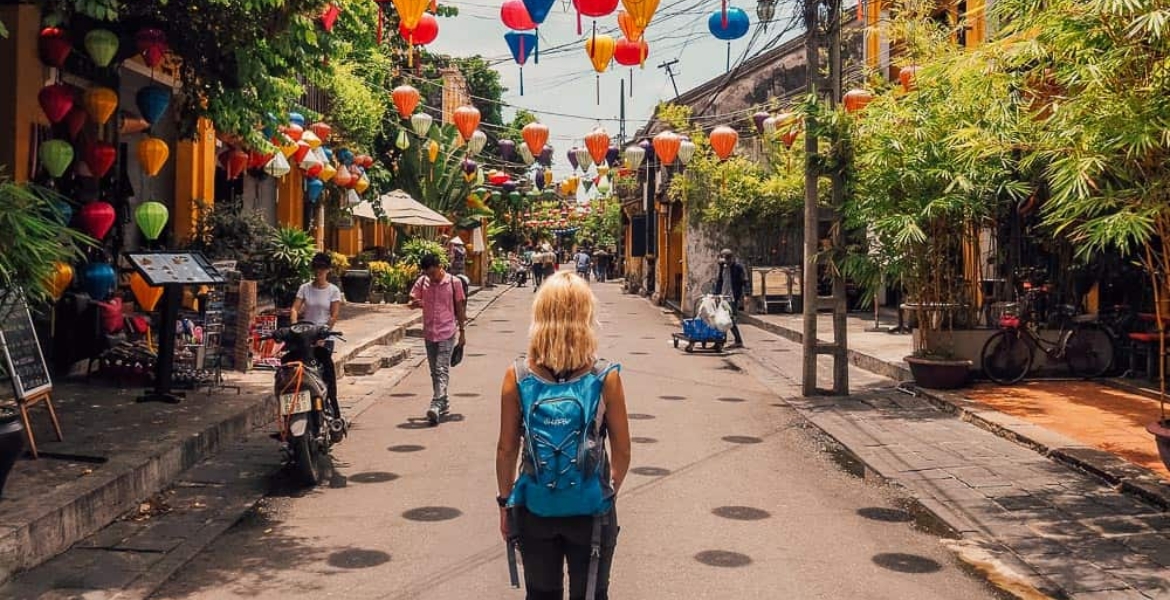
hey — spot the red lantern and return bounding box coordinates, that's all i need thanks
[79,201,116,240]
[84,141,116,179]
[392,85,421,119]
[291,141,312,165]
[709,126,738,160]
[584,128,610,165]
[39,27,73,68]
[572,0,619,34]
[320,3,342,32]
[304,163,323,179]
[333,166,353,188]
[135,28,169,69]
[652,130,681,165]
[220,148,249,180]
[899,65,921,92]
[346,166,362,189]
[354,154,374,168]
[453,105,481,141]
[65,108,88,140]
[843,89,873,113]
[614,38,649,67]
[489,172,510,186]
[310,122,332,143]
[248,149,274,170]
[522,123,549,157]
[501,0,537,30]
[282,123,304,142]
[400,13,439,45]
[38,84,75,124]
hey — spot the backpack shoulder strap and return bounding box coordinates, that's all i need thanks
[514,356,531,384]
[591,358,620,379]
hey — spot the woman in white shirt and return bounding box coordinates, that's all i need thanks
[290,252,343,422]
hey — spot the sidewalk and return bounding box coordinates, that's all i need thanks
[741,311,1170,502]
[732,333,1170,599]
[0,296,433,583]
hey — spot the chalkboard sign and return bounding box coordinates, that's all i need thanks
[0,289,52,400]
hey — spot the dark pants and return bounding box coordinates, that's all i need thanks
[518,507,619,600]
[729,299,743,345]
[532,264,545,288]
[313,343,340,418]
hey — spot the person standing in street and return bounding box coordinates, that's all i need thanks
[714,248,747,349]
[409,253,467,425]
[496,271,631,600]
[593,247,609,283]
[531,245,546,290]
[289,252,344,426]
[541,242,557,283]
[574,247,592,281]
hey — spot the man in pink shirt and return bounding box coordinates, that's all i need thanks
[409,253,467,425]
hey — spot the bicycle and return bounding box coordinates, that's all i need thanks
[980,293,1115,384]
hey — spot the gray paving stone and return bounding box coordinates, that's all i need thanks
[1041,562,1133,594]
[1080,516,1157,538]
[1069,590,1151,599]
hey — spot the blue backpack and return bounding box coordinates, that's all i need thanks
[508,357,620,517]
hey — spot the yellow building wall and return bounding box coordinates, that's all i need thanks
[277,167,304,229]
[174,118,216,242]
[0,5,47,182]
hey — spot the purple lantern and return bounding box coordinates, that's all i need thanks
[534,167,546,190]
[752,111,770,133]
[539,144,554,167]
[606,145,621,166]
[567,147,580,170]
[503,180,518,193]
[639,139,655,162]
[462,158,478,175]
[499,139,516,162]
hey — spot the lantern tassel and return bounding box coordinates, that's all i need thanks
[629,69,633,97]
[726,42,731,72]
[596,74,600,105]
[722,0,728,28]
[520,67,525,96]
[577,8,582,35]
[535,27,540,64]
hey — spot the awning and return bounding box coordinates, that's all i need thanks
[370,190,452,227]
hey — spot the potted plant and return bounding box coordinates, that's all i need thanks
[488,257,510,287]
[367,261,392,304]
[391,263,419,304]
[328,251,350,285]
[264,227,315,308]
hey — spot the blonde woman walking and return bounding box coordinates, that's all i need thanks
[496,271,631,600]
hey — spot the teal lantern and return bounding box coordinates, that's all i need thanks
[84,29,120,68]
[135,201,169,241]
[39,140,74,178]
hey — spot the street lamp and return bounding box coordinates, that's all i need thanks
[756,0,776,29]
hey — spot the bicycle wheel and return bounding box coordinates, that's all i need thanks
[1065,324,1114,378]
[981,330,1033,384]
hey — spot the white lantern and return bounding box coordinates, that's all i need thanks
[411,112,433,137]
[468,129,487,155]
[677,140,697,166]
[623,145,645,170]
[574,147,594,171]
[518,144,536,166]
[264,153,291,178]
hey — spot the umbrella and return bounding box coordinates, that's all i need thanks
[369,190,453,227]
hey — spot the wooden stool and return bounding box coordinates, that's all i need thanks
[18,390,63,459]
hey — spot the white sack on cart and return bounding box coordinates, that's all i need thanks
[697,295,734,332]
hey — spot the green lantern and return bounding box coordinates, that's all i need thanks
[84,29,120,68]
[39,140,74,178]
[396,129,410,150]
[135,201,169,241]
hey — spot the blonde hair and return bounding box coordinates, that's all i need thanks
[528,271,598,374]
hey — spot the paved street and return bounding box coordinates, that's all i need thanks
[152,282,999,600]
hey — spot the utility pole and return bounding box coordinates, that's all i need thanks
[801,0,849,396]
[658,59,680,99]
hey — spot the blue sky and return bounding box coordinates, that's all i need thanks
[428,0,802,177]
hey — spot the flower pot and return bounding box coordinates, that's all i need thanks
[394,292,409,305]
[905,356,972,390]
[0,408,26,499]
[369,291,385,305]
[341,269,372,304]
[1146,420,1170,474]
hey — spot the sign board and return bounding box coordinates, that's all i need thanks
[0,289,52,400]
[125,252,226,286]
[250,314,283,369]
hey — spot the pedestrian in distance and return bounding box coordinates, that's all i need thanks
[574,247,592,281]
[593,248,608,283]
[446,235,470,297]
[714,248,747,349]
[289,252,344,427]
[496,271,631,600]
[531,244,546,291]
[409,253,467,425]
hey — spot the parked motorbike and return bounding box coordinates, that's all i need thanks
[266,322,345,486]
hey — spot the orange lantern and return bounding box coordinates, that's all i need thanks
[46,262,73,302]
[453,105,481,141]
[333,166,353,188]
[620,0,659,36]
[392,0,429,37]
[137,137,170,177]
[130,272,164,312]
[391,85,421,119]
[652,130,681,165]
[584,128,610,166]
[521,122,549,157]
[709,126,738,160]
[617,10,645,42]
[282,123,304,142]
[898,65,921,92]
[83,87,118,126]
[843,89,873,113]
[310,122,332,143]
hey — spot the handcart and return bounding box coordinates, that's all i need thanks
[672,295,731,353]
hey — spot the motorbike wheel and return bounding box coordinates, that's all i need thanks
[292,429,331,487]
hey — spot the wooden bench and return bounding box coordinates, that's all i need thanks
[749,266,801,314]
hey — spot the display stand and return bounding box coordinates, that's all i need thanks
[0,288,64,458]
[125,252,225,403]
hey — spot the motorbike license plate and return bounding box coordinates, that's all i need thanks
[279,390,313,415]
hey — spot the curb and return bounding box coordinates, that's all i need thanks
[735,315,1170,511]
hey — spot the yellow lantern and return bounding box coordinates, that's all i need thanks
[137,137,170,177]
[277,135,298,158]
[84,87,118,126]
[596,165,609,179]
[355,175,370,194]
[302,130,322,149]
[427,139,440,163]
[320,161,338,182]
[585,35,616,73]
[46,262,73,302]
[129,271,164,312]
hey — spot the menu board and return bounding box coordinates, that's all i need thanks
[125,252,226,286]
[0,289,52,400]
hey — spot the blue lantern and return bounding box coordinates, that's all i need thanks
[53,200,73,225]
[136,85,172,125]
[337,148,354,166]
[322,147,334,162]
[505,32,538,95]
[306,178,324,203]
[263,112,278,139]
[289,112,306,127]
[709,7,750,70]
[84,262,116,301]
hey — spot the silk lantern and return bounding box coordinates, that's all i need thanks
[653,130,681,165]
[138,137,169,176]
[332,164,353,187]
[39,27,72,68]
[428,140,441,163]
[521,0,555,61]
[283,123,304,142]
[453,105,481,141]
[617,10,645,42]
[574,147,594,171]
[289,112,306,128]
[301,130,322,150]
[708,7,749,71]
[505,31,537,95]
[39,140,74,178]
[410,113,433,138]
[762,115,778,136]
[85,141,116,179]
[489,171,510,186]
[519,144,535,166]
[677,139,697,166]
[299,146,324,174]
[276,135,298,159]
[84,29,119,68]
[899,65,921,92]
[567,147,580,170]
[320,3,342,33]
[136,85,171,125]
[584,35,616,103]
[390,0,429,40]
[79,201,116,239]
[355,175,371,194]
[540,144,554,167]
[130,272,164,311]
[584,128,610,166]
[572,0,619,35]
[66,108,87,140]
[310,122,332,143]
[83,87,118,126]
[135,28,168,68]
[120,113,151,136]
[844,89,874,112]
[306,178,325,203]
[499,140,516,162]
[624,144,645,170]
[400,13,439,46]
[265,153,291,178]
[84,262,116,301]
[522,122,549,157]
[222,148,249,180]
[248,148,273,170]
[468,130,488,155]
[614,37,649,71]
[709,126,738,160]
[47,262,73,302]
[753,111,770,133]
[135,201,169,241]
[39,84,74,124]
[291,141,311,165]
[392,85,421,119]
[320,160,338,182]
[620,0,659,36]
[606,145,621,166]
[501,0,537,30]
